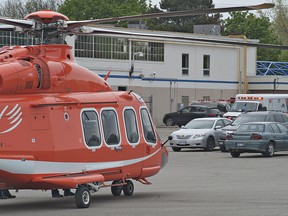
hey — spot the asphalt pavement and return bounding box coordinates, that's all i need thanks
[1,126,288,216]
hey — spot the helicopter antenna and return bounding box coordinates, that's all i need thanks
[104,70,112,81]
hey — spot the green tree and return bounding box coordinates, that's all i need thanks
[58,0,148,21]
[147,0,220,33]
[0,0,61,19]
[271,0,288,44]
[224,11,281,61]
[270,0,288,62]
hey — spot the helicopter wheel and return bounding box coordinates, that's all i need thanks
[111,180,123,196]
[123,180,134,196]
[75,186,91,208]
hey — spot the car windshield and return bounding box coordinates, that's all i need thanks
[237,124,264,133]
[230,102,258,112]
[225,103,231,112]
[184,120,215,129]
[232,114,266,126]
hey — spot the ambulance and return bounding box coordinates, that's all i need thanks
[223,94,288,120]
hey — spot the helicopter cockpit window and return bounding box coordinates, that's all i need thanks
[140,108,156,144]
[81,110,101,147]
[124,109,139,145]
[101,109,120,146]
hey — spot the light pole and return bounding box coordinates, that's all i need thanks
[129,52,144,78]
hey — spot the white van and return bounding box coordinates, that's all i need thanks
[223,94,288,120]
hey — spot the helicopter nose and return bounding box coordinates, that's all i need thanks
[161,148,168,168]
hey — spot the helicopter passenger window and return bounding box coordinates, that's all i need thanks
[81,110,101,147]
[124,109,139,144]
[101,110,120,145]
[140,108,156,144]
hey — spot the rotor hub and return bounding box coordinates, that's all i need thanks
[25,10,69,24]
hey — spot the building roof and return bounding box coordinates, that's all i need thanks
[84,25,259,47]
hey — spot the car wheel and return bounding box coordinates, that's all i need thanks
[219,145,227,152]
[165,118,174,126]
[263,141,275,157]
[230,151,241,158]
[172,147,181,152]
[204,137,215,151]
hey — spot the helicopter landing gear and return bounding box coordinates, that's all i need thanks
[123,180,134,196]
[74,179,135,208]
[111,180,123,196]
[111,179,134,196]
[75,186,91,208]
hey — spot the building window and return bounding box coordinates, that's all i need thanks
[118,86,127,91]
[203,55,210,76]
[182,96,189,107]
[75,35,164,62]
[0,31,32,47]
[131,41,164,62]
[81,110,101,147]
[101,109,120,145]
[182,53,189,75]
[75,35,94,58]
[140,108,156,144]
[124,109,139,144]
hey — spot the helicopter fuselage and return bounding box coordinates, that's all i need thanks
[0,44,168,190]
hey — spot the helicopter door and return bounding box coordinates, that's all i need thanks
[122,107,142,176]
[101,108,124,169]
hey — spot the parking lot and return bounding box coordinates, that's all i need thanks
[1,126,288,216]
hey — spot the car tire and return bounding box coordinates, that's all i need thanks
[263,141,275,157]
[230,151,241,158]
[219,145,227,152]
[204,137,215,151]
[165,118,174,126]
[172,147,181,152]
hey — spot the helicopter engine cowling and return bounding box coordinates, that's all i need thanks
[0,60,39,94]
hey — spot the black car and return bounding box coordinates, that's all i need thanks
[163,105,221,127]
[191,102,230,114]
[219,111,288,152]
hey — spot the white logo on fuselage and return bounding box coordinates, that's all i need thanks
[0,104,23,134]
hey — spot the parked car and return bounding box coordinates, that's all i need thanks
[191,101,231,116]
[163,105,222,127]
[225,122,288,157]
[219,111,288,152]
[168,117,232,152]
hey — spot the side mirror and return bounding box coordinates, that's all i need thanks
[161,136,173,147]
[215,125,222,130]
[181,125,185,129]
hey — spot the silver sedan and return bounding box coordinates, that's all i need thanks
[169,117,231,152]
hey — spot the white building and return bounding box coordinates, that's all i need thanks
[0,27,275,126]
[65,26,259,125]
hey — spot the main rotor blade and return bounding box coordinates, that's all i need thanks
[67,3,274,29]
[0,24,16,31]
[86,26,288,50]
[0,18,33,29]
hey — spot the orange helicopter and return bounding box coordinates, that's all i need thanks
[0,3,275,208]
